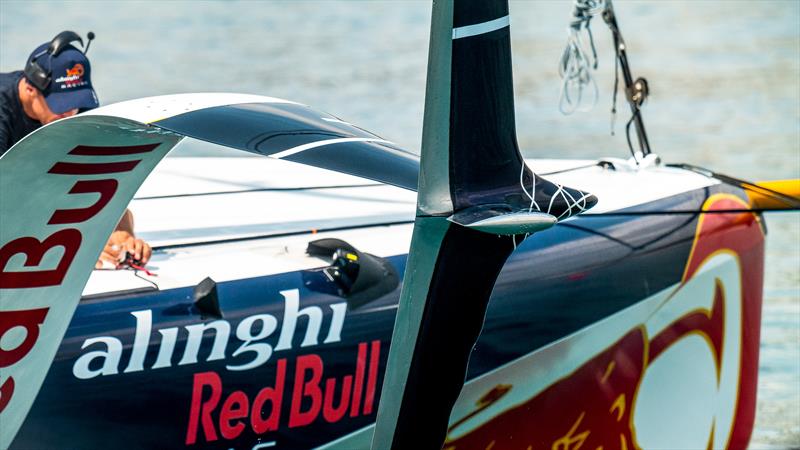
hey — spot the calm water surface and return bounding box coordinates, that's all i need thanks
[1,1,798,447]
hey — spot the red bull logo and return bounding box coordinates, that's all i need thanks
[65,63,84,78]
[445,194,764,450]
[54,63,87,88]
[447,327,647,450]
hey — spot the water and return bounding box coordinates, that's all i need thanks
[1,1,798,447]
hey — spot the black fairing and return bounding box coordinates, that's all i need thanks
[303,238,400,310]
[154,103,420,191]
[450,1,521,210]
[393,224,516,448]
[448,1,596,217]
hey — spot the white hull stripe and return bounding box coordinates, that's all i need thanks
[452,15,510,40]
[82,93,297,126]
[321,117,353,126]
[268,137,395,159]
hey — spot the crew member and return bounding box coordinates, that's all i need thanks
[0,32,152,268]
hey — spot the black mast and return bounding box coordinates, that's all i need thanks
[603,0,652,156]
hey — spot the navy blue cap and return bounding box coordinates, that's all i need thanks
[27,42,99,114]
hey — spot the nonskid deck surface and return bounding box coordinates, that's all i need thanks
[132,157,416,248]
[82,156,716,297]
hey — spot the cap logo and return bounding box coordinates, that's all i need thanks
[54,63,87,89]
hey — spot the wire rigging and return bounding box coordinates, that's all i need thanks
[558,0,606,115]
[558,0,653,158]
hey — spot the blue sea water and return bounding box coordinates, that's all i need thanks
[1,0,798,447]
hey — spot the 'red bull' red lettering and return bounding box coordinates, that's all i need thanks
[0,230,81,289]
[68,143,159,156]
[185,341,381,446]
[0,308,49,412]
[186,359,288,445]
[363,339,380,415]
[0,308,50,367]
[251,359,287,434]
[48,179,119,225]
[323,374,353,423]
[186,371,224,445]
[48,160,141,175]
[349,342,367,418]
[289,354,324,428]
[1,143,153,290]
[220,391,249,440]
[0,141,166,447]
[0,376,15,413]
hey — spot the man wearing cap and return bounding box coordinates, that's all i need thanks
[0,36,99,154]
[0,33,152,269]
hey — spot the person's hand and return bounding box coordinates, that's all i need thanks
[95,231,152,269]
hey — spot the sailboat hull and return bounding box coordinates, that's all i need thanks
[10,171,764,450]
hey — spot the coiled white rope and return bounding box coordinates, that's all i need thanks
[558,0,607,115]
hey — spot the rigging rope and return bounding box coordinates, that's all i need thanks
[558,0,654,159]
[558,0,606,115]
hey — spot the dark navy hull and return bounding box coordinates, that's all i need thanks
[13,186,753,450]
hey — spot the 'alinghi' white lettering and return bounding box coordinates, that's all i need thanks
[275,289,322,350]
[71,289,347,379]
[124,310,152,373]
